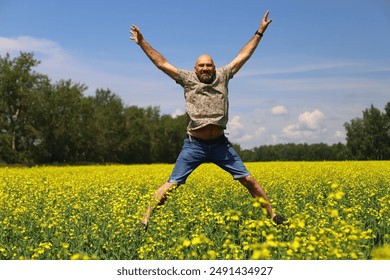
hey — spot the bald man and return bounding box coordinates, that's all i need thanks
[130,10,286,230]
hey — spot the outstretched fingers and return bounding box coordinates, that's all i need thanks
[130,25,139,32]
[263,10,272,24]
[129,25,141,43]
[129,25,137,36]
[259,10,272,33]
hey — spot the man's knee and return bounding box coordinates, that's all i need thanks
[155,182,178,198]
[238,175,256,187]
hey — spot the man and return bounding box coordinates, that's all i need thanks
[130,9,285,230]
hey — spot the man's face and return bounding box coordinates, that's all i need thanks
[194,55,216,84]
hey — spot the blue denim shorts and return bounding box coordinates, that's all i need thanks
[168,134,250,184]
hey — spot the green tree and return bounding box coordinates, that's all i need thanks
[344,103,390,160]
[120,106,152,163]
[152,113,187,163]
[344,118,365,159]
[0,52,44,163]
[363,105,388,160]
[93,88,126,162]
[36,79,88,163]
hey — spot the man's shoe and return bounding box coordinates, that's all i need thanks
[142,222,148,232]
[273,214,287,225]
[130,222,148,241]
[137,221,148,232]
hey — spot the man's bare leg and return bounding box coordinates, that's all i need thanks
[238,175,276,219]
[142,182,178,227]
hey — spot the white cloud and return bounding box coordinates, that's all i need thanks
[332,130,345,142]
[0,36,63,56]
[282,109,326,139]
[271,105,288,116]
[237,127,266,143]
[298,109,324,130]
[334,130,344,138]
[238,134,254,142]
[0,36,98,90]
[227,115,266,144]
[254,127,266,137]
[0,36,68,69]
[282,124,301,138]
[171,108,184,117]
[227,115,244,137]
[271,134,280,144]
[228,115,244,130]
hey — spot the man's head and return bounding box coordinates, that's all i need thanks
[194,54,216,84]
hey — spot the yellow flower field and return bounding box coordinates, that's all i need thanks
[0,161,389,260]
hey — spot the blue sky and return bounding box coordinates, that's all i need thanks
[1,0,389,148]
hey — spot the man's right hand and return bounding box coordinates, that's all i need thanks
[130,25,143,45]
[128,24,178,81]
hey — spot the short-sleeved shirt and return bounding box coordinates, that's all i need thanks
[176,65,233,131]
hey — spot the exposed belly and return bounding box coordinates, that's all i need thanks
[188,124,224,140]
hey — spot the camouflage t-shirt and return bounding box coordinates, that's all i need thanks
[176,65,233,131]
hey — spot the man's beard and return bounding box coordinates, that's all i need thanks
[198,72,215,84]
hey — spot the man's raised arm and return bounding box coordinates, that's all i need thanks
[130,25,178,80]
[228,10,272,76]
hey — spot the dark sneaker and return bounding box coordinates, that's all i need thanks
[143,222,149,232]
[139,221,148,232]
[130,222,148,241]
[273,214,287,225]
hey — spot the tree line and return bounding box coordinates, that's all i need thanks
[238,104,390,162]
[1,52,389,165]
[0,52,187,164]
